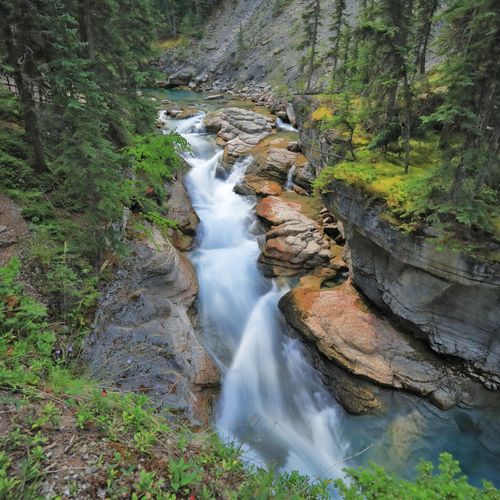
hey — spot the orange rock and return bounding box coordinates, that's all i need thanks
[279,281,448,396]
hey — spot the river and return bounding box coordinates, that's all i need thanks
[160,89,500,488]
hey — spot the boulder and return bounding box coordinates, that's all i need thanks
[287,141,302,153]
[286,103,297,127]
[203,107,272,161]
[166,175,200,251]
[84,227,219,425]
[278,280,487,411]
[256,196,331,276]
[235,174,283,197]
[167,67,195,87]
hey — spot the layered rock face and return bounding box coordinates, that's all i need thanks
[203,107,273,161]
[165,174,200,251]
[84,227,219,424]
[280,282,455,399]
[324,181,500,380]
[256,196,331,277]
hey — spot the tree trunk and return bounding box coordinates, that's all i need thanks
[402,71,411,174]
[415,0,438,76]
[3,18,47,173]
[79,0,96,61]
[306,0,321,93]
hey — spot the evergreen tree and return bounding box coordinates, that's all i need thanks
[0,0,48,173]
[413,0,439,76]
[329,0,348,76]
[300,0,322,93]
[423,0,500,226]
[0,0,161,264]
[353,0,416,172]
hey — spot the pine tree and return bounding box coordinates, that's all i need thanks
[329,0,347,76]
[0,0,48,173]
[353,0,416,172]
[423,0,500,223]
[300,0,322,93]
[413,0,439,76]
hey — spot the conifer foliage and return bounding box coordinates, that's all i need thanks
[0,0,160,264]
[312,0,500,238]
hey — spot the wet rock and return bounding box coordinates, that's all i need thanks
[256,196,330,277]
[204,94,224,100]
[287,141,302,153]
[203,107,272,161]
[165,174,200,251]
[84,227,219,425]
[235,174,283,197]
[279,280,461,401]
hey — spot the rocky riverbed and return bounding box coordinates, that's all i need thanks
[87,89,500,485]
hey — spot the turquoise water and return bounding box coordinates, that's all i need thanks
[163,90,500,488]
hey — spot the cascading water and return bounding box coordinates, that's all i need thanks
[162,94,500,489]
[276,117,299,132]
[170,113,347,481]
[285,165,297,191]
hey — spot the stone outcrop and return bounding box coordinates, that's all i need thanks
[280,281,447,395]
[279,280,493,410]
[166,174,200,251]
[234,174,283,197]
[324,181,500,381]
[256,196,331,276]
[203,107,272,161]
[0,193,28,266]
[246,136,315,191]
[84,227,219,424]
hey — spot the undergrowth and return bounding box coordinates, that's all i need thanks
[2,258,499,498]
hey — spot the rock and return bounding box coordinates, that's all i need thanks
[286,103,297,127]
[0,194,28,265]
[165,174,200,251]
[204,94,224,100]
[234,183,256,196]
[279,280,464,404]
[0,230,16,248]
[251,147,309,184]
[277,111,288,121]
[84,227,219,425]
[287,141,302,153]
[241,175,283,197]
[203,107,272,161]
[167,67,195,87]
[324,180,500,379]
[256,196,331,276]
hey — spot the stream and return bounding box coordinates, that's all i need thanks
[160,89,500,488]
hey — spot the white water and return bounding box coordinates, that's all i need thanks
[285,165,297,191]
[277,117,299,132]
[168,113,347,481]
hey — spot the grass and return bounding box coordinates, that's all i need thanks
[0,258,332,499]
[156,38,183,50]
[328,137,440,215]
[2,259,499,497]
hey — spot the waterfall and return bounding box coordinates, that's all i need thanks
[276,117,298,132]
[168,113,347,482]
[285,165,297,191]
